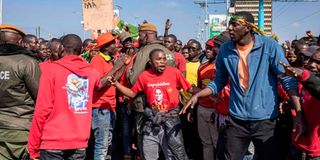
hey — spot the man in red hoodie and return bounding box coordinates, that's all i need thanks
[28,34,100,160]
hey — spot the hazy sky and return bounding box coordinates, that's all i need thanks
[4,0,320,43]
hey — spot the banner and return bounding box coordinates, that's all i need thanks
[209,14,227,39]
[82,0,114,30]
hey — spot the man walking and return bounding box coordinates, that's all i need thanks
[184,12,301,160]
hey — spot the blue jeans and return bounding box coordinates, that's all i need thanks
[40,149,86,160]
[92,108,116,160]
[119,102,133,156]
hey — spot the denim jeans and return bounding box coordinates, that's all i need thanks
[119,102,133,156]
[92,108,116,160]
[40,149,86,160]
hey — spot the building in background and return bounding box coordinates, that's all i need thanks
[229,0,272,35]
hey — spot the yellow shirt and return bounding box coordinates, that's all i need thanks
[181,61,201,105]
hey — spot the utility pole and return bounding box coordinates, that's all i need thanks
[0,0,3,24]
[36,26,41,38]
[194,0,225,44]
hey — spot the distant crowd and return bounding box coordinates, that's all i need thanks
[0,11,320,160]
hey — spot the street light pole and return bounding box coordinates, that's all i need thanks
[0,0,3,24]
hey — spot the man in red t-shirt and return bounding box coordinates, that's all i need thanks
[110,49,190,160]
[164,34,186,76]
[90,32,125,160]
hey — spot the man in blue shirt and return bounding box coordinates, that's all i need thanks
[181,11,301,160]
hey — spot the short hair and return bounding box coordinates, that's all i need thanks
[48,38,61,49]
[234,11,254,24]
[22,34,37,43]
[61,34,82,55]
[176,40,182,45]
[149,48,164,59]
[83,38,92,48]
[189,39,202,50]
[167,34,177,43]
[182,46,189,50]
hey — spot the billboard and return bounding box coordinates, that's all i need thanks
[209,14,228,39]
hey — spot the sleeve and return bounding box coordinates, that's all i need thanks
[207,46,229,94]
[127,49,149,85]
[27,72,54,159]
[177,69,191,91]
[197,64,203,88]
[131,75,144,94]
[23,59,41,101]
[178,54,186,73]
[269,41,298,91]
[300,69,320,100]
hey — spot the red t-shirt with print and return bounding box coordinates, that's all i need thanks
[131,66,191,112]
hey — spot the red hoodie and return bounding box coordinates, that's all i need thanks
[28,55,100,159]
[293,88,320,156]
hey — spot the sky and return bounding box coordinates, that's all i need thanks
[4,0,320,43]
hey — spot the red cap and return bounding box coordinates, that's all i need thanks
[206,37,216,47]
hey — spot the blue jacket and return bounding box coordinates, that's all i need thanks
[207,33,297,120]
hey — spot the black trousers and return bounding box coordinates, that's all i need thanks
[40,149,86,160]
[222,116,278,160]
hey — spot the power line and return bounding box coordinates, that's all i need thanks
[275,7,320,30]
[274,2,289,15]
[275,1,296,18]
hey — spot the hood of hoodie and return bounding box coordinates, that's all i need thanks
[54,55,91,78]
[0,43,35,57]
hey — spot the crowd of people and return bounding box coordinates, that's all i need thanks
[0,11,320,160]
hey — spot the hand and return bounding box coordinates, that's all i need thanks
[278,61,303,78]
[285,40,292,50]
[165,19,172,30]
[121,54,132,65]
[179,95,198,115]
[293,111,305,141]
[278,100,289,114]
[125,48,135,57]
[106,76,116,85]
[32,158,39,160]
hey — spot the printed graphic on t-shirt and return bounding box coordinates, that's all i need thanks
[64,74,89,113]
[147,82,171,111]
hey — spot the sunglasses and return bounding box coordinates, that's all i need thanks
[188,46,198,51]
